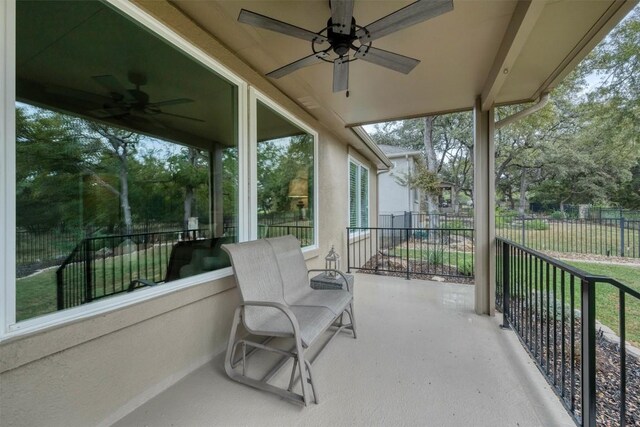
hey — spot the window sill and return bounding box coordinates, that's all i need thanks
[0,268,235,373]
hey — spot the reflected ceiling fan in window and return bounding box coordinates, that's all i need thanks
[89,72,204,122]
[238,0,453,96]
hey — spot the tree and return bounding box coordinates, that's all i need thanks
[15,106,98,231]
[88,124,143,234]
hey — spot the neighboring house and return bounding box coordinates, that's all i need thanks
[377,145,423,214]
[0,1,634,425]
[378,145,460,214]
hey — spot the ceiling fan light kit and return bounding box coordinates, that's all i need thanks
[238,0,454,96]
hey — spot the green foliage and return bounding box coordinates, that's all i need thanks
[457,259,473,277]
[257,134,314,217]
[524,219,550,230]
[399,157,440,196]
[550,211,566,220]
[427,249,444,266]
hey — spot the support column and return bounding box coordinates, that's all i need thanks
[473,97,495,315]
[210,144,224,237]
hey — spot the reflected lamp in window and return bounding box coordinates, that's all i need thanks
[256,100,315,247]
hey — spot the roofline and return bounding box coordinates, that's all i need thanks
[384,150,423,159]
[351,126,393,170]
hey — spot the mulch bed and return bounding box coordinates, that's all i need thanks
[356,258,474,285]
[501,301,640,426]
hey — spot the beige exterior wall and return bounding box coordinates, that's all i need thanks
[0,2,380,426]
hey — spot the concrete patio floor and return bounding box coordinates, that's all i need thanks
[114,273,575,427]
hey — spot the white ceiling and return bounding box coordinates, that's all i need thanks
[171,0,636,128]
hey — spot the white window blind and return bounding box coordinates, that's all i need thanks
[349,159,369,228]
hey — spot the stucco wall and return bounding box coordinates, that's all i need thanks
[0,2,380,425]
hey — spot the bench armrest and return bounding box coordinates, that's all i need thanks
[307,269,351,292]
[240,301,302,338]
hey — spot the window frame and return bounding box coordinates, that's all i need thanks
[249,88,319,252]
[348,156,370,231]
[1,0,251,339]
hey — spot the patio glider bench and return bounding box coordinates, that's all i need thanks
[222,235,356,406]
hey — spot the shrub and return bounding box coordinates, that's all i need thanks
[427,249,444,266]
[443,219,466,229]
[413,230,429,240]
[495,215,514,229]
[550,211,566,220]
[457,259,473,276]
[524,219,549,230]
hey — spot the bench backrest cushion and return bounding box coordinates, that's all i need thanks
[266,235,310,303]
[222,239,286,331]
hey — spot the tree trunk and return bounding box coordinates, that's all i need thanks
[183,185,194,230]
[423,116,439,229]
[118,156,132,235]
[518,168,528,215]
[183,148,199,230]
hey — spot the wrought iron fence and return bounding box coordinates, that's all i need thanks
[56,229,206,310]
[496,238,640,427]
[497,216,640,258]
[346,227,474,279]
[380,213,640,258]
[261,225,314,246]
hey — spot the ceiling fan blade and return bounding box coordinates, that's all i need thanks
[356,0,453,43]
[354,46,420,74]
[266,52,330,79]
[331,0,354,35]
[238,9,327,44]
[156,111,205,122]
[148,98,194,108]
[88,107,130,118]
[333,57,349,93]
[45,84,112,105]
[92,75,137,102]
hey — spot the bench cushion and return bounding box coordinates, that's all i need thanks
[247,305,336,348]
[289,290,352,317]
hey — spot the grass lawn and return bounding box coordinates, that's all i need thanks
[497,221,640,258]
[16,245,172,322]
[564,260,640,347]
[387,247,474,275]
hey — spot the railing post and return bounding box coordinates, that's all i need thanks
[620,217,625,257]
[346,228,351,273]
[501,241,510,329]
[405,228,410,280]
[56,268,64,310]
[581,278,596,427]
[84,239,93,303]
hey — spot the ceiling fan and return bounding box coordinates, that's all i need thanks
[238,0,454,96]
[89,72,204,122]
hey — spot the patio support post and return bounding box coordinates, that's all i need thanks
[473,97,495,315]
[211,144,224,237]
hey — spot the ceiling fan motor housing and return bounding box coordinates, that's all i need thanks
[327,17,356,57]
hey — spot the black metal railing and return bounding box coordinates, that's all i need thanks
[260,224,314,247]
[496,237,640,427]
[347,227,474,279]
[56,229,206,310]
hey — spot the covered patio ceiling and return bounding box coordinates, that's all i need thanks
[170,0,636,130]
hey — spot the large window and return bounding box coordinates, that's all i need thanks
[349,158,369,228]
[13,1,239,322]
[256,99,315,247]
